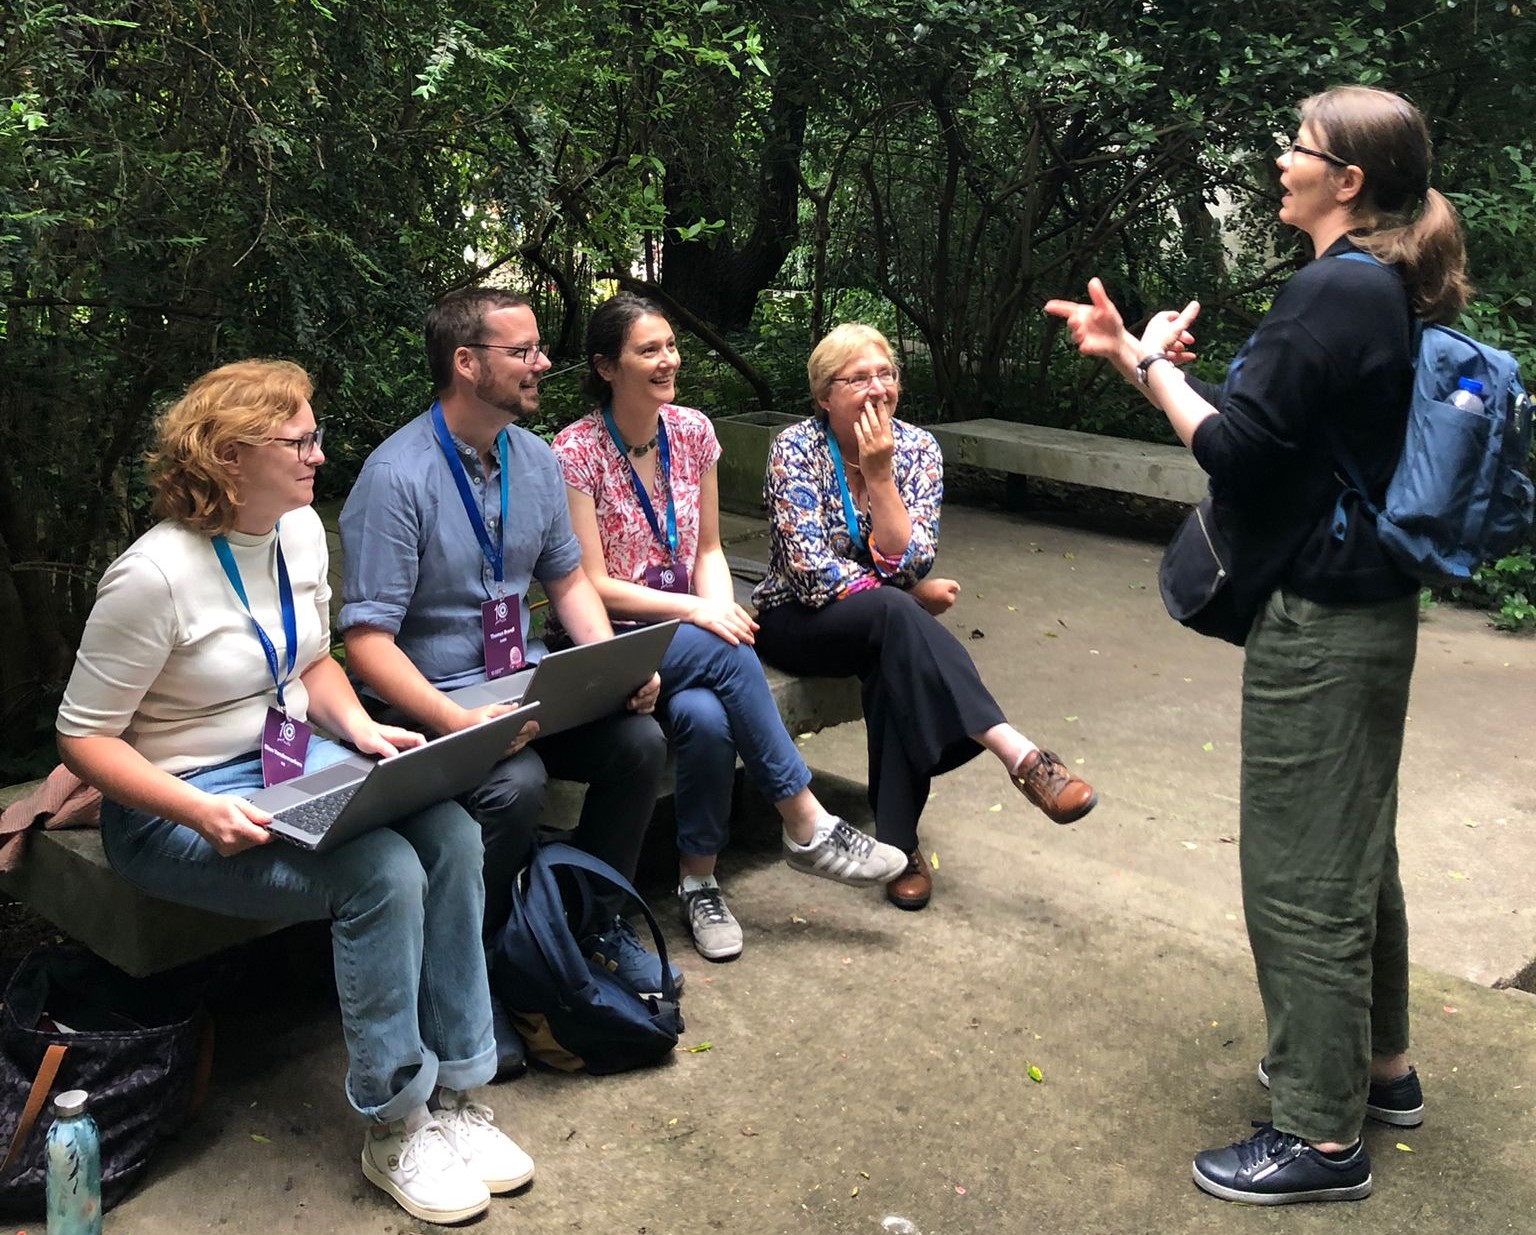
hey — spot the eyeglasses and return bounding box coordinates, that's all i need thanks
[267,425,324,462]
[463,341,548,363]
[1285,140,1351,170]
[830,368,899,392]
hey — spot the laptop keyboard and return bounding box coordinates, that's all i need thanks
[275,784,360,838]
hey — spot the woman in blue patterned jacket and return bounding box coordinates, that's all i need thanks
[752,323,1096,910]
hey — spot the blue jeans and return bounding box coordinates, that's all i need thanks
[99,739,495,1124]
[658,622,812,858]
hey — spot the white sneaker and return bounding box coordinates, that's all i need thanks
[433,1089,536,1193]
[361,1118,491,1223]
[783,817,907,885]
[679,877,744,961]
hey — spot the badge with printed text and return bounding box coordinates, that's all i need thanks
[643,561,691,595]
[481,594,525,680]
[261,707,312,788]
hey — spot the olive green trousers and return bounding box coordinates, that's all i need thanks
[1240,586,1419,1143]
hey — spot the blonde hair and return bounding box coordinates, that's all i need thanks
[147,360,313,535]
[807,323,899,409]
[1299,85,1471,322]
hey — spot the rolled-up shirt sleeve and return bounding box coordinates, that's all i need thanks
[338,461,422,636]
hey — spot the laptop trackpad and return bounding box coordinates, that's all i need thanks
[250,759,368,809]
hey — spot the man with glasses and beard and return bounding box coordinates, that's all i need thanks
[339,289,674,1078]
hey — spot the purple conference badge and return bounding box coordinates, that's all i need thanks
[261,707,312,788]
[481,594,525,680]
[643,561,690,595]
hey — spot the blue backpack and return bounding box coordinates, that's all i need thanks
[1333,251,1535,582]
[489,844,681,1075]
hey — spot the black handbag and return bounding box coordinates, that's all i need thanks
[0,949,211,1217]
[1158,494,1302,646]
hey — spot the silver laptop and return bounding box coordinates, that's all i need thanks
[251,702,540,851]
[446,620,679,735]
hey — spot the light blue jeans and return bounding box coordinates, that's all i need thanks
[99,738,495,1124]
[659,622,812,858]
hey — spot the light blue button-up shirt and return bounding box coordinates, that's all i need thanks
[338,411,583,693]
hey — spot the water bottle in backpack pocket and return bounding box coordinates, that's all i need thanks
[1333,252,1535,581]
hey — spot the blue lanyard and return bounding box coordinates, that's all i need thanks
[601,408,678,562]
[431,401,510,586]
[212,528,298,710]
[821,421,862,543]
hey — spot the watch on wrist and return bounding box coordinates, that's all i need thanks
[1134,353,1170,386]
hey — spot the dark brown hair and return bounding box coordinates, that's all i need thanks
[423,287,532,391]
[581,292,671,405]
[1300,86,1470,322]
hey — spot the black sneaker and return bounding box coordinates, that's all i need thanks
[1257,1059,1424,1128]
[1192,1123,1372,1205]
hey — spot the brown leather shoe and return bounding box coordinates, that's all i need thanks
[886,848,932,911]
[1013,748,1097,824]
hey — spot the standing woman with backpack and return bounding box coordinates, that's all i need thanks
[1046,85,1469,1204]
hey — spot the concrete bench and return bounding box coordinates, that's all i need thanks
[0,665,860,977]
[927,419,1207,507]
[0,562,862,977]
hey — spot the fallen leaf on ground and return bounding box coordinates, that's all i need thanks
[1395,1142,1414,1153]
[1027,1065,1044,1083]
[1448,870,1468,880]
[685,1042,713,1053]
[1181,841,1198,850]
[251,1134,271,1144]
[1202,741,1214,752]
[988,803,1003,812]
[851,1187,860,1197]
[929,852,940,869]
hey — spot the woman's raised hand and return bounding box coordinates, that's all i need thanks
[1044,278,1199,371]
[853,395,896,481]
[1044,278,1133,361]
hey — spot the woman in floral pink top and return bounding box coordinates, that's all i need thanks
[752,324,1097,911]
[553,294,908,962]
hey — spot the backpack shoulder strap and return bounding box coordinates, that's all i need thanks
[537,843,677,1001]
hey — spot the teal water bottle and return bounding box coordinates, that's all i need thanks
[45,1089,102,1235]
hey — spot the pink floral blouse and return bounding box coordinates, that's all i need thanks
[552,404,721,586]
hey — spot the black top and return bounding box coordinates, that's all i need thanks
[1188,236,1418,603]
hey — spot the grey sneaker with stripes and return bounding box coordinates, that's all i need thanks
[783,818,907,885]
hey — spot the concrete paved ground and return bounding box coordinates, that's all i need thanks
[96,505,1536,1235]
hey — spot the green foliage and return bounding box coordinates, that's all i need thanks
[1449,549,1536,633]
[5,0,1536,769]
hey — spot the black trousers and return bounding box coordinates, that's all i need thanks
[755,586,1004,851]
